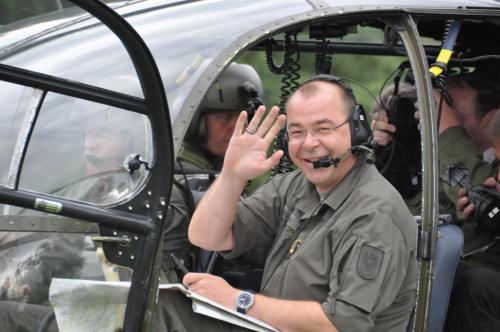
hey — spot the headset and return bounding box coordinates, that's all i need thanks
[299,74,372,147]
[282,74,373,168]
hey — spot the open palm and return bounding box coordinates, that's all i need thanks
[222,106,286,181]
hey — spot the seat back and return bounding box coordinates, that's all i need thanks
[428,223,464,332]
[190,189,218,273]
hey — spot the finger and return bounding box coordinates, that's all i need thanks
[183,272,209,287]
[263,114,286,147]
[373,129,392,141]
[233,111,248,137]
[264,150,284,169]
[256,106,279,137]
[458,188,467,198]
[457,196,469,211]
[463,204,475,219]
[373,121,396,134]
[246,105,266,132]
[484,177,497,188]
[373,131,394,147]
[371,110,388,122]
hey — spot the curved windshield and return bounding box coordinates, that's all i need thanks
[0,81,44,188]
[19,92,153,207]
[0,0,310,123]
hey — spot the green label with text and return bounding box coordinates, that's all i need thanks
[34,198,62,214]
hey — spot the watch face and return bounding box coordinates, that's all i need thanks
[237,292,253,308]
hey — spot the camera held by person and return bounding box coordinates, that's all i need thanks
[442,163,500,232]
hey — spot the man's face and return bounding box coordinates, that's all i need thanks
[286,82,356,193]
[205,111,239,158]
[84,129,127,174]
[447,84,490,150]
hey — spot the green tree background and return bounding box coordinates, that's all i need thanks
[237,27,407,115]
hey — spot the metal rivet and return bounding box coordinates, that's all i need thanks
[147,190,152,196]
[130,255,135,260]
[128,206,133,211]
[134,236,138,241]
[160,197,166,206]
[117,251,123,256]
[157,212,163,220]
[145,201,150,209]
[113,231,118,236]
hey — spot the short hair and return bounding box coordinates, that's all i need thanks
[447,65,500,120]
[288,79,356,115]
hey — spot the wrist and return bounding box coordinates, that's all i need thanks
[219,169,248,189]
[235,290,255,314]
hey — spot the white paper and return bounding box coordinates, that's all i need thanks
[159,283,279,332]
[49,278,129,332]
[48,279,279,332]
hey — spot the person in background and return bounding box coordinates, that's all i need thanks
[163,62,267,285]
[446,107,500,332]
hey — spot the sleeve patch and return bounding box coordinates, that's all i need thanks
[357,244,384,280]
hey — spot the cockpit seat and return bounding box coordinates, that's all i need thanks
[428,223,464,332]
[191,189,262,291]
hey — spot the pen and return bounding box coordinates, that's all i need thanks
[170,253,189,274]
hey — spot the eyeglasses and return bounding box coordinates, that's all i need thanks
[286,118,349,142]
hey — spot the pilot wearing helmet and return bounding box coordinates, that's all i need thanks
[163,62,266,282]
[178,61,264,172]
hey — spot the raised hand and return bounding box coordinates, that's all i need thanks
[222,105,286,182]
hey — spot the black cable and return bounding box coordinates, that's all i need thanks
[36,310,55,332]
[265,38,285,75]
[272,31,301,175]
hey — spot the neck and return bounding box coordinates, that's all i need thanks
[316,155,358,193]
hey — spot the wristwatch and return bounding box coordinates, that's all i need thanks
[236,290,255,314]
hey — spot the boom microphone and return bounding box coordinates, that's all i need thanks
[312,149,352,169]
[313,156,342,169]
[312,144,375,169]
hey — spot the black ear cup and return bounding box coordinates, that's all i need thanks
[185,112,205,144]
[349,105,372,147]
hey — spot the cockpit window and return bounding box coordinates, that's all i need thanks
[19,93,153,207]
[0,4,142,98]
[0,81,44,189]
[0,0,309,124]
